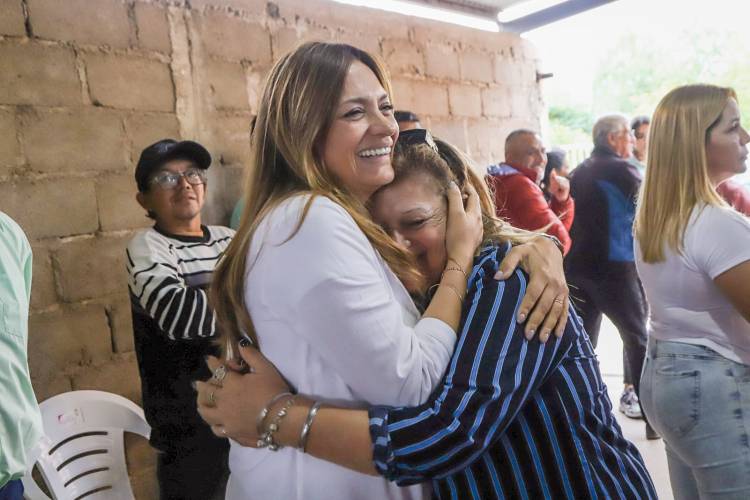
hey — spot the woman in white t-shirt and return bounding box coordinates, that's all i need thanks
[200,42,569,500]
[634,84,750,499]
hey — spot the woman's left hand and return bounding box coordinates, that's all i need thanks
[196,345,291,447]
[445,182,484,269]
[494,235,569,342]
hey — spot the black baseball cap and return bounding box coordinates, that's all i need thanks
[135,139,211,192]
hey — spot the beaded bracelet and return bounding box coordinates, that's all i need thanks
[256,391,293,435]
[257,394,296,451]
[444,258,467,280]
[298,401,322,452]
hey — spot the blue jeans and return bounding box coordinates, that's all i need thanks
[640,338,750,499]
[0,479,23,500]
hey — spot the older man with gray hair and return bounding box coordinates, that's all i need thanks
[564,115,656,439]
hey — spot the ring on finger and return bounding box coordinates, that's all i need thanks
[212,364,228,384]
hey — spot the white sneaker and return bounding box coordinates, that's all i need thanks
[619,387,643,419]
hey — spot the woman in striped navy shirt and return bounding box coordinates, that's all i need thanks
[201,132,657,499]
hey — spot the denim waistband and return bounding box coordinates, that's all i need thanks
[647,337,726,360]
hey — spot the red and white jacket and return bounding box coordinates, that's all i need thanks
[486,163,574,254]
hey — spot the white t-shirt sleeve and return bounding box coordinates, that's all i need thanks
[262,197,455,407]
[689,205,750,279]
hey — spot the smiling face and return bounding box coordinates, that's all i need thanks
[505,132,547,184]
[137,158,205,230]
[370,173,448,288]
[321,60,399,203]
[705,98,750,184]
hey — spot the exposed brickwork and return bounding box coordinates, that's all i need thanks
[208,112,253,165]
[196,11,272,64]
[449,84,482,118]
[494,56,531,87]
[428,118,468,153]
[203,58,250,111]
[0,177,99,239]
[71,352,142,403]
[0,0,26,36]
[96,173,153,231]
[0,107,20,173]
[0,42,81,106]
[410,80,450,117]
[53,233,131,302]
[424,43,460,81]
[482,86,513,118]
[28,305,111,381]
[270,25,301,60]
[382,39,423,76]
[134,2,171,53]
[85,53,175,111]
[108,295,136,354]
[336,30,382,61]
[19,107,128,174]
[30,374,73,403]
[29,244,57,310]
[27,0,132,48]
[461,49,495,84]
[2,1,543,496]
[190,0,267,16]
[123,112,181,160]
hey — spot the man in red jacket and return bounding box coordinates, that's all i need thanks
[487,130,575,254]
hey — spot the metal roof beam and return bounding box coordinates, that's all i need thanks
[499,0,617,33]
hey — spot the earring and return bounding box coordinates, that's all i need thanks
[404,239,412,247]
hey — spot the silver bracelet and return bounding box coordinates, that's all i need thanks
[538,233,564,254]
[298,401,322,452]
[257,394,296,451]
[256,391,293,435]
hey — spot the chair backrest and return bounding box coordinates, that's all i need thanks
[22,390,151,500]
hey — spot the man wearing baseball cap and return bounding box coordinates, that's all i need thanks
[127,139,234,499]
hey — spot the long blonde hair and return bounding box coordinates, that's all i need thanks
[634,84,733,263]
[211,42,419,348]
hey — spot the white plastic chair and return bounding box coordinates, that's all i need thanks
[22,390,151,500]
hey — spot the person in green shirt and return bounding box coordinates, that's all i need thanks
[0,212,42,500]
[229,197,243,230]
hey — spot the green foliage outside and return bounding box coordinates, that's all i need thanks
[548,29,750,150]
[548,106,594,145]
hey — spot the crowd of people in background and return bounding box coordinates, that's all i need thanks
[3,38,750,500]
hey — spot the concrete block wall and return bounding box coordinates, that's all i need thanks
[0,0,543,496]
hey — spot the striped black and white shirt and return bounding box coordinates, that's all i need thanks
[370,243,657,499]
[127,224,234,452]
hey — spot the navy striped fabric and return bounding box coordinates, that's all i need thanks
[369,243,656,499]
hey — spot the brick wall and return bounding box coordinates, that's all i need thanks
[0,0,543,496]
